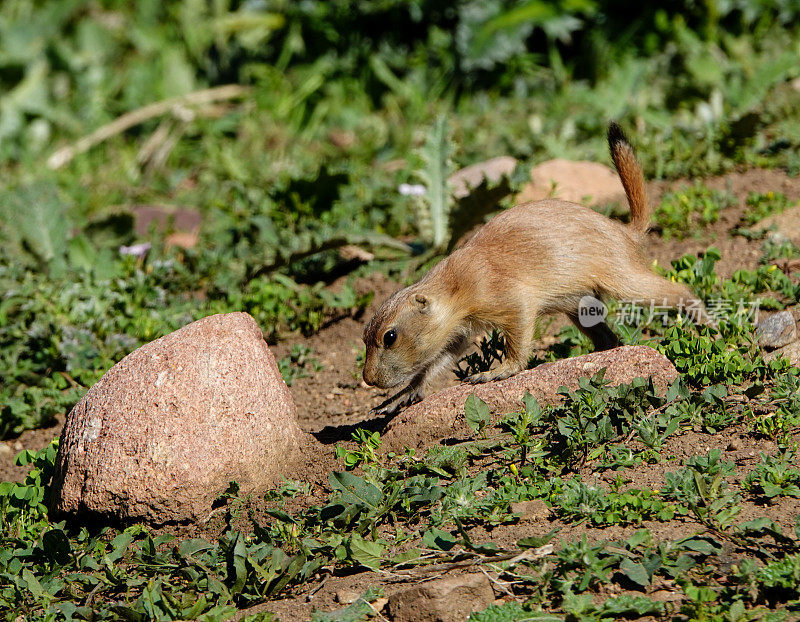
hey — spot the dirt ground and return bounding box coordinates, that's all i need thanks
[2,168,800,619]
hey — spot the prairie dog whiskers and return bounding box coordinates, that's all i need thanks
[362,122,710,415]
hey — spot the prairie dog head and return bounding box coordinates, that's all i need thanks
[362,287,443,389]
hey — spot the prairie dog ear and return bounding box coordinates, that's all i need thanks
[414,294,429,311]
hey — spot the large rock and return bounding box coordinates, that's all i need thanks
[51,312,307,524]
[516,159,626,206]
[383,346,677,451]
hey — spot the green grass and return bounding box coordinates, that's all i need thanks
[655,184,736,240]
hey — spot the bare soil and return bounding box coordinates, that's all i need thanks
[3,168,800,620]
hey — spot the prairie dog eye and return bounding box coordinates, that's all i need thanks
[383,329,397,348]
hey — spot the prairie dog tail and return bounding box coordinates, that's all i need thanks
[608,122,650,234]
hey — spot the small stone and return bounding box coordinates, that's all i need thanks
[13,442,22,451]
[650,589,683,603]
[449,157,518,200]
[165,231,198,249]
[0,443,10,455]
[756,311,797,349]
[727,440,740,451]
[373,597,389,612]
[510,499,550,521]
[131,205,201,237]
[335,589,361,604]
[388,573,494,622]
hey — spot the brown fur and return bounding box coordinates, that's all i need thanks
[362,123,709,414]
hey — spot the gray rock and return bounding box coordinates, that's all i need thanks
[51,312,308,524]
[383,346,678,452]
[756,311,797,349]
[765,341,800,367]
[387,573,495,622]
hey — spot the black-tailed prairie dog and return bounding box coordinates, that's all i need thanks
[363,123,709,414]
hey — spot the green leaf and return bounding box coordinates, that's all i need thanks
[22,568,45,598]
[329,472,382,509]
[422,528,458,551]
[0,183,69,271]
[675,535,723,555]
[620,558,651,587]
[269,553,306,595]
[517,529,558,550]
[227,532,248,595]
[391,548,422,565]
[107,532,134,562]
[464,394,490,434]
[348,535,384,570]
[66,235,97,272]
[177,538,214,558]
[311,586,384,622]
[416,115,453,249]
[41,528,71,565]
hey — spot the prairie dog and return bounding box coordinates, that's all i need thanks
[363,123,709,414]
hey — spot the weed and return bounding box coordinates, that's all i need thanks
[334,429,383,471]
[662,449,740,529]
[465,394,491,438]
[744,452,800,500]
[0,441,58,541]
[656,184,736,240]
[550,478,675,526]
[734,191,798,235]
[278,344,322,386]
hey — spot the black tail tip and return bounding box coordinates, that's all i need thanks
[607,121,629,149]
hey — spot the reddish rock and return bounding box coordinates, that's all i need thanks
[387,573,495,622]
[165,231,199,249]
[383,346,677,451]
[449,156,518,199]
[131,205,201,237]
[756,206,800,245]
[517,159,626,206]
[51,313,308,524]
[510,499,551,521]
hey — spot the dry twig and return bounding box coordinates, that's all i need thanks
[47,84,251,169]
